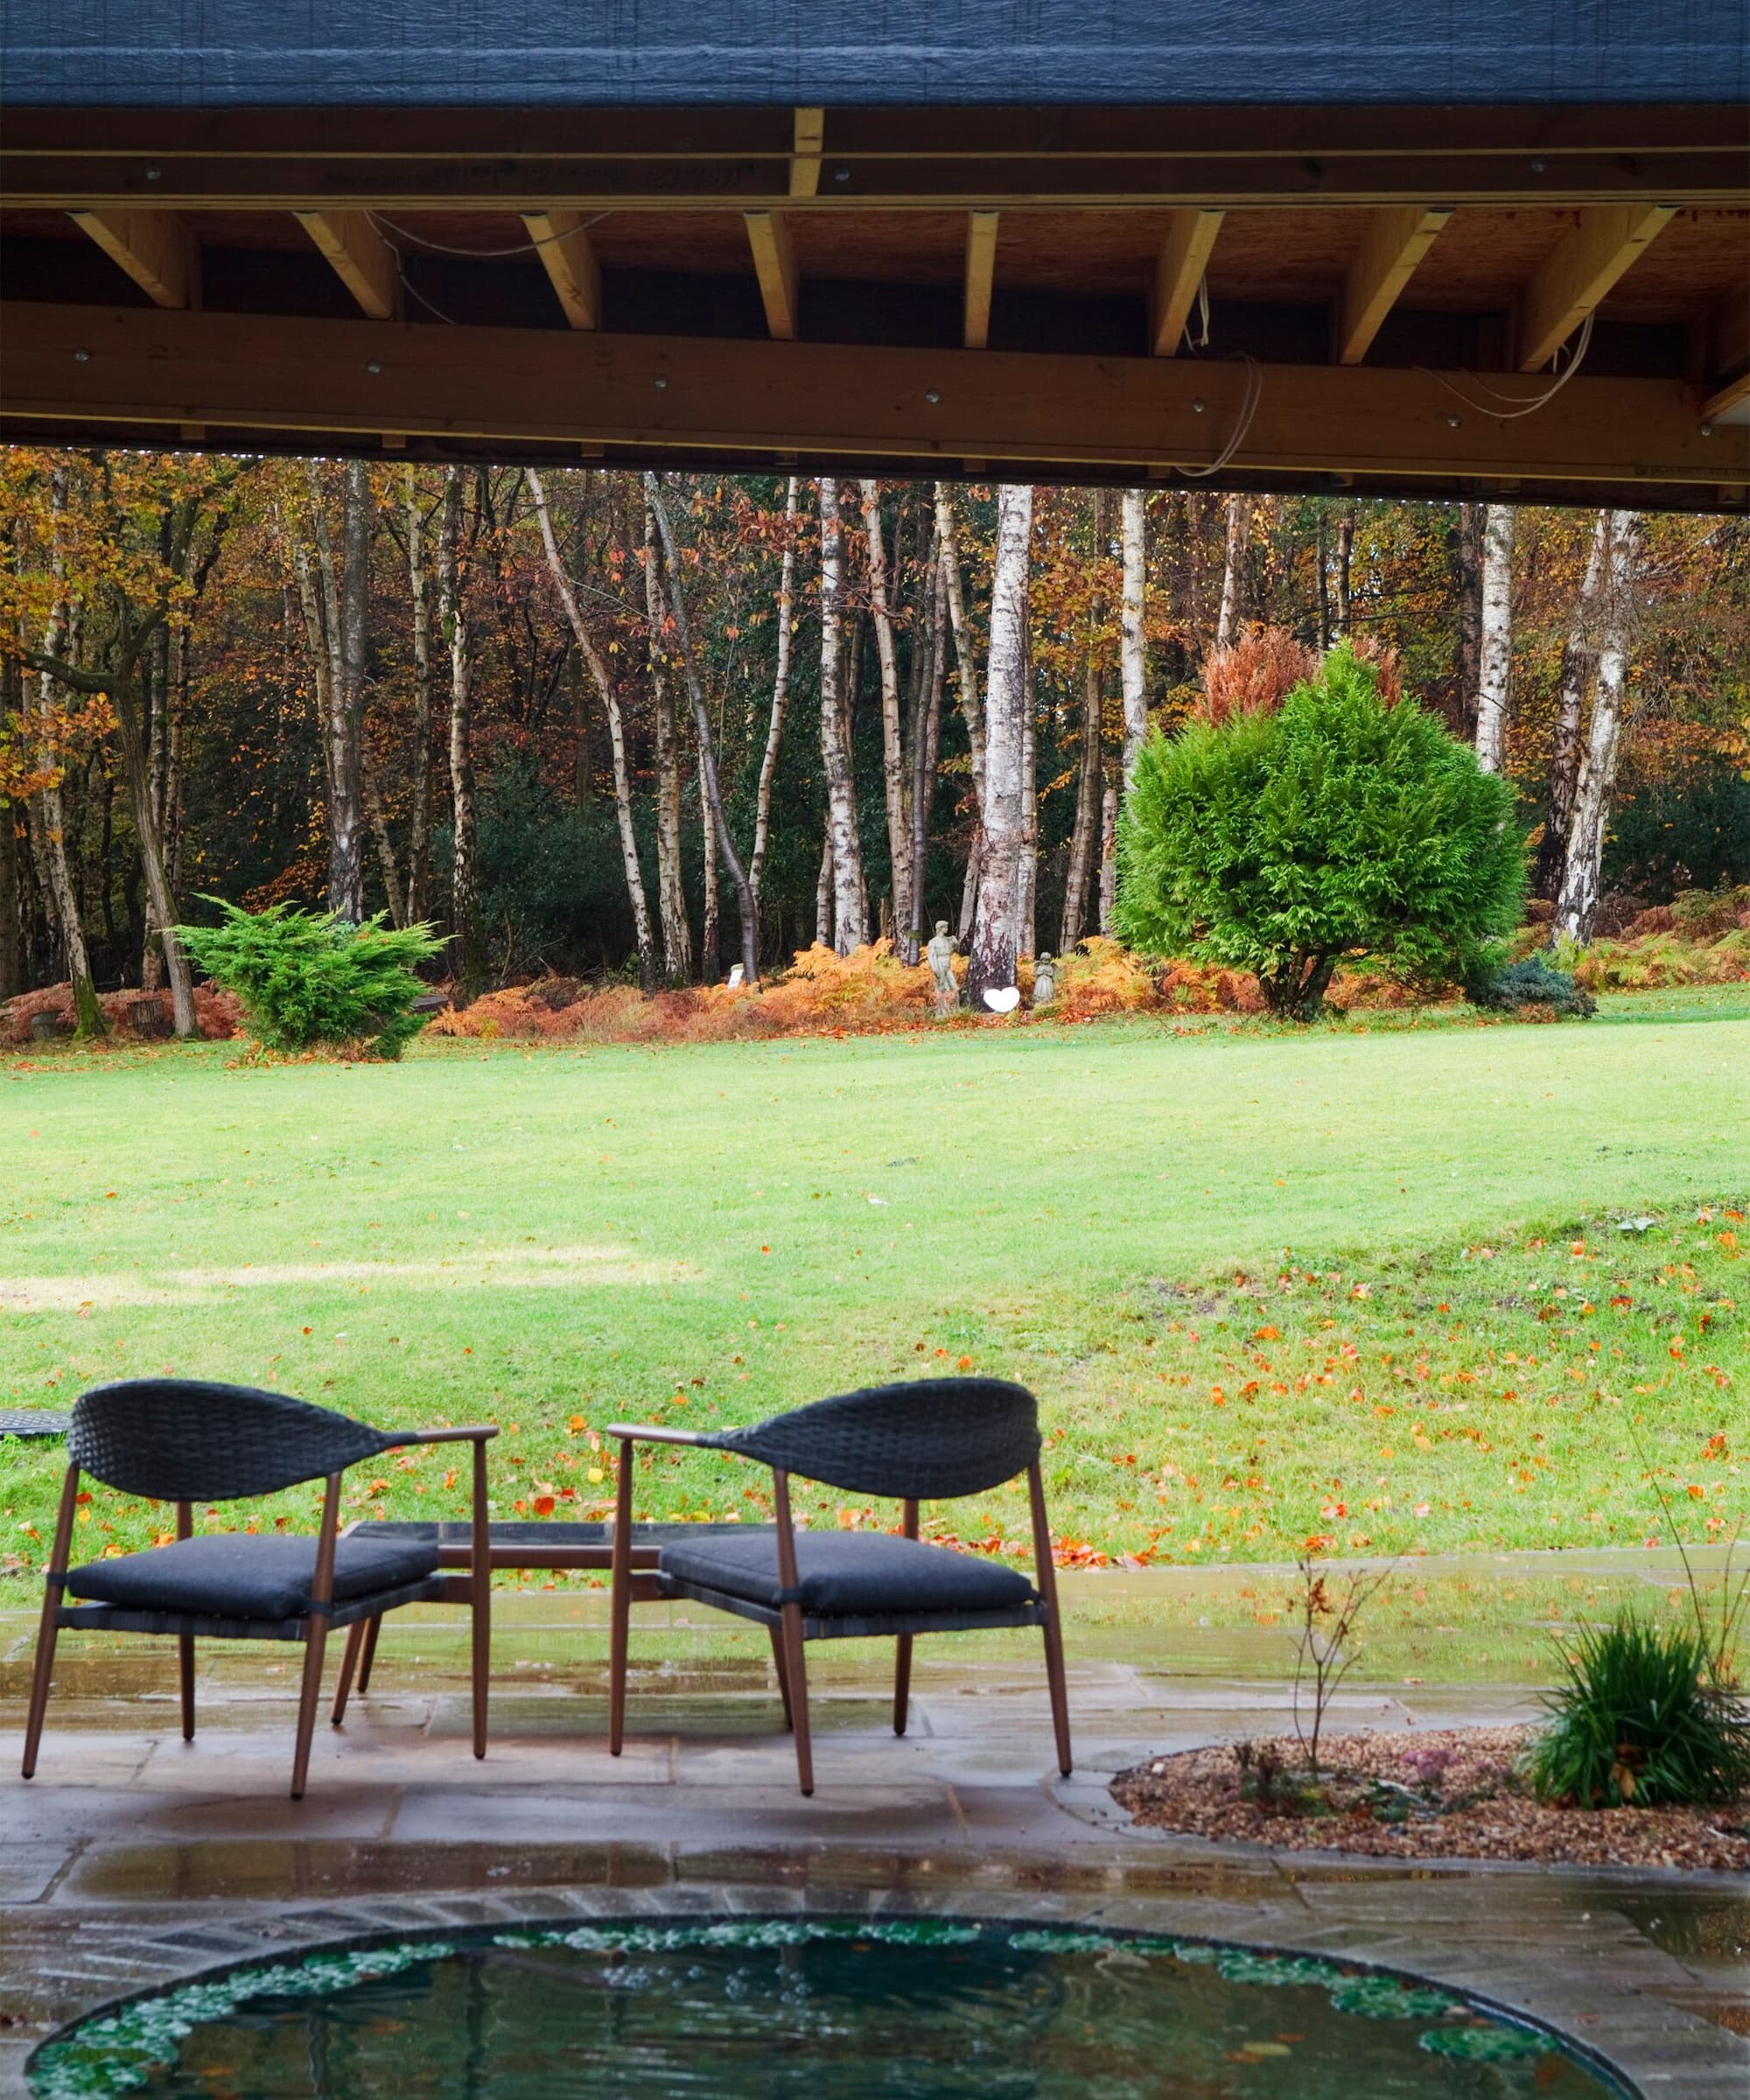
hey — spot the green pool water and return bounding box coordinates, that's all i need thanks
[31,1920,1627,2099]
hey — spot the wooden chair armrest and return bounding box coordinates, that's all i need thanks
[605,1423,718,1449]
[388,1424,500,1446]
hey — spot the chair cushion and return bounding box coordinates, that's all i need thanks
[659,1528,1038,1617]
[65,1531,440,1620]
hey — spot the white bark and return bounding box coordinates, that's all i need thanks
[1119,487,1148,784]
[748,476,799,921]
[860,480,912,947]
[1474,502,1516,774]
[1214,494,1251,651]
[1553,512,1642,945]
[527,467,655,990]
[817,477,866,955]
[1536,510,1611,897]
[966,484,1032,1002]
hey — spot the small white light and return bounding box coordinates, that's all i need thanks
[74,349,89,363]
[366,360,382,374]
[1530,158,1548,173]
[924,389,941,404]
[654,376,668,390]
[833,168,850,183]
[1699,421,1714,438]
[1191,398,1206,414]
[144,167,161,181]
[1446,413,1462,428]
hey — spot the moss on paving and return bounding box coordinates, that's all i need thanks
[2,1006,1744,1575]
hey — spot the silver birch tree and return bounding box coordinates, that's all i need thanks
[966,483,1032,1004]
[1119,486,1148,784]
[1474,502,1516,774]
[1553,512,1642,944]
[817,477,865,955]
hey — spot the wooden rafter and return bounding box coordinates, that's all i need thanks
[293,208,399,319]
[963,210,999,350]
[1516,204,1677,371]
[789,106,825,200]
[1337,206,1451,365]
[1149,209,1223,357]
[68,208,193,307]
[744,210,799,340]
[522,210,600,329]
[1703,370,1750,425]
[7,301,1740,496]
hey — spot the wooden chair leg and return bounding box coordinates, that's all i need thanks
[1041,1610,1073,1777]
[292,1474,342,1799]
[178,1633,197,1740]
[768,1622,794,1731]
[356,1613,382,1694]
[608,1438,634,1757]
[780,1602,814,1796]
[21,1466,80,1781]
[331,1620,364,1726]
[892,1633,913,1737]
[291,1616,330,1799]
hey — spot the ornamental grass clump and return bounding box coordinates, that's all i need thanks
[177,899,443,1059]
[1114,644,1524,1019]
[1525,1614,1750,1810]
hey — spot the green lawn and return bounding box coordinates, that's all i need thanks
[3,1002,1745,1578]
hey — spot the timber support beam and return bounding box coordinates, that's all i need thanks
[4,301,1742,507]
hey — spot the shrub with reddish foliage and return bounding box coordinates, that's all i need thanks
[1197,629,1315,726]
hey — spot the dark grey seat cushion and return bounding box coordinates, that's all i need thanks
[659,1528,1037,1617]
[66,1532,440,1619]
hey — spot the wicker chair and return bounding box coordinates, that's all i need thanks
[20,1379,496,1798]
[606,1377,1070,1796]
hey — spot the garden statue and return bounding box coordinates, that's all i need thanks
[1032,952,1057,1006]
[926,920,959,1016]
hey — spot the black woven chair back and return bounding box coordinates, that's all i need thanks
[716,1377,1040,1499]
[68,1379,396,1501]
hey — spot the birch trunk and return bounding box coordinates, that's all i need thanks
[697,746,719,977]
[26,480,105,1036]
[0,802,19,1004]
[748,476,800,927]
[326,460,369,920]
[1119,487,1148,784]
[1474,502,1516,774]
[906,547,947,962]
[860,480,913,948]
[1097,780,1118,934]
[1061,651,1103,950]
[1215,494,1251,650]
[1316,506,1332,650]
[364,758,407,928]
[1334,505,1354,639]
[643,494,693,983]
[1553,513,1642,944]
[1018,641,1037,962]
[936,484,987,939]
[1535,510,1610,899]
[966,484,1032,1004]
[646,474,760,984]
[817,477,866,956]
[438,467,487,1004]
[403,466,435,922]
[815,828,834,948]
[527,467,655,990]
[1451,502,1484,738]
[108,658,197,1034]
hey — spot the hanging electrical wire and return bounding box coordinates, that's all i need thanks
[1419,313,1596,422]
[365,210,611,260]
[1171,352,1264,480]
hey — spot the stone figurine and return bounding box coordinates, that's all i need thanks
[926,920,959,1016]
[1032,952,1057,1006]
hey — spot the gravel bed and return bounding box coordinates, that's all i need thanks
[1111,1726,1750,1872]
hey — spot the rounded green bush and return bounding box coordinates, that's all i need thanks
[1113,646,1525,1019]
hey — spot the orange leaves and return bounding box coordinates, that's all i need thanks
[1253,1325,1279,1341]
[1703,1432,1729,1460]
[956,1354,974,1371]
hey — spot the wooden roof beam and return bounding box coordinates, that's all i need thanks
[1337,206,1451,364]
[963,210,999,349]
[1149,209,1223,356]
[744,210,799,340]
[522,210,600,329]
[68,208,195,307]
[1516,204,1677,371]
[789,107,825,200]
[294,208,399,320]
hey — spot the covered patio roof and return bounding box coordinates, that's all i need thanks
[2,5,1746,508]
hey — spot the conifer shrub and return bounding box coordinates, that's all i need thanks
[1526,1614,1750,1810]
[1114,645,1525,1019]
[1466,955,1596,1018]
[177,900,444,1058]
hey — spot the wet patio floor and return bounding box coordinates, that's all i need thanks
[2,1549,1746,2096]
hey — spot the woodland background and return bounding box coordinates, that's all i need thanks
[2,458,1746,1026]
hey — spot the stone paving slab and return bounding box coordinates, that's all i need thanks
[3,1612,1746,2097]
